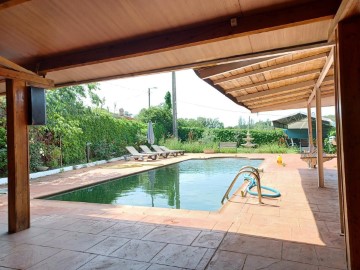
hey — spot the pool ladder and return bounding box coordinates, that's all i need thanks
[221,166,263,204]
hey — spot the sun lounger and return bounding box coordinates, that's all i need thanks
[300,147,336,168]
[139,145,168,158]
[152,145,177,157]
[125,146,157,161]
[160,146,185,155]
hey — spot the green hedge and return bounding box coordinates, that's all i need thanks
[178,127,285,146]
[178,127,204,141]
[78,112,146,162]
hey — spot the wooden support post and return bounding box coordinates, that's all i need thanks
[307,103,314,152]
[336,16,360,269]
[6,79,30,233]
[315,87,324,187]
[334,33,345,235]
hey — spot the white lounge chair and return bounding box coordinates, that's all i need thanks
[160,146,185,155]
[139,145,168,158]
[125,146,157,161]
[152,145,177,157]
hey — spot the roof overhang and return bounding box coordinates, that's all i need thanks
[0,0,344,94]
[1,0,359,114]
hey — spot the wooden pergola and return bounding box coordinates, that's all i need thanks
[1,0,360,268]
[194,42,335,188]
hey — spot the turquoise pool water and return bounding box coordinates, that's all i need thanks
[45,158,263,211]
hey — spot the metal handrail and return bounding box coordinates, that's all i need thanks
[221,166,263,204]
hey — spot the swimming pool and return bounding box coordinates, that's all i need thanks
[45,158,263,211]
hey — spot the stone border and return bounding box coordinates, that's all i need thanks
[0,156,125,185]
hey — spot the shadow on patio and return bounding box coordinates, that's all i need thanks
[0,154,346,269]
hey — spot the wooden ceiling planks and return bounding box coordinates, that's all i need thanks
[196,45,336,112]
[0,0,340,94]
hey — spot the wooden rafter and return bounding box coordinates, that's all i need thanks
[25,0,339,73]
[225,68,323,94]
[243,90,312,105]
[0,0,29,11]
[0,56,35,75]
[307,47,334,104]
[249,95,310,109]
[213,52,328,85]
[197,55,279,79]
[245,92,311,107]
[251,99,308,112]
[0,67,54,88]
[251,93,334,112]
[236,76,334,102]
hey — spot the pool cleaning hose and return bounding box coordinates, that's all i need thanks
[244,176,281,198]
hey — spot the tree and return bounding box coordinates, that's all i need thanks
[178,117,224,129]
[137,106,173,142]
[164,91,172,110]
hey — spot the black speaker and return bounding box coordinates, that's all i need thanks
[29,87,46,125]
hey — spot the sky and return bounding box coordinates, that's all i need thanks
[98,69,335,127]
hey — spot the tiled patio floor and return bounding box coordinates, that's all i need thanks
[0,154,346,269]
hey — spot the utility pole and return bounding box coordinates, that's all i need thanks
[148,87,157,108]
[172,71,178,138]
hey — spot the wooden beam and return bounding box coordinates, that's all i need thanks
[0,0,29,11]
[308,48,334,104]
[249,95,306,109]
[316,86,325,187]
[51,42,334,88]
[336,16,360,269]
[249,93,334,112]
[244,91,311,106]
[6,79,30,233]
[307,104,314,151]
[328,0,360,40]
[26,0,339,73]
[214,52,328,85]
[0,56,35,75]
[0,67,54,88]
[334,27,345,235]
[226,68,322,94]
[236,76,334,102]
[320,84,335,91]
[251,99,308,113]
[197,55,279,79]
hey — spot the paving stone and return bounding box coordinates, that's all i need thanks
[42,231,107,252]
[86,236,130,255]
[191,231,225,249]
[282,242,318,265]
[101,222,156,239]
[206,250,246,270]
[315,246,347,269]
[27,250,96,270]
[31,215,79,229]
[63,219,116,234]
[243,255,318,270]
[111,239,166,262]
[219,234,282,259]
[147,264,184,270]
[151,244,208,269]
[143,227,200,245]
[196,249,215,270]
[77,255,149,270]
[0,227,44,243]
[0,244,60,269]
[0,241,17,258]
[22,229,68,245]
